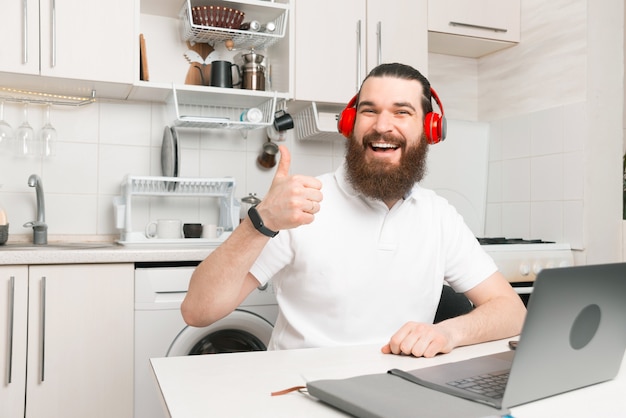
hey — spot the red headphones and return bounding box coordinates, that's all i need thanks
[337,87,447,144]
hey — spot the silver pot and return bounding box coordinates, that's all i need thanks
[240,193,262,222]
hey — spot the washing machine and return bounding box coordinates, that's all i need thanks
[134,261,278,418]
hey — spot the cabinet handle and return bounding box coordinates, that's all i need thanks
[356,20,362,92]
[7,276,15,384]
[51,0,57,68]
[376,21,382,66]
[40,276,47,382]
[22,0,28,64]
[449,21,508,33]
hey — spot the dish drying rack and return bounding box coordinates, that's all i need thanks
[169,85,278,130]
[179,0,289,50]
[293,102,344,141]
[114,175,238,244]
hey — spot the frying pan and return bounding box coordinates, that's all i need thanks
[161,126,180,191]
[161,126,179,177]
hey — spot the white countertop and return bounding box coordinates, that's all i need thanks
[0,242,216,265]
[150,340,626,418]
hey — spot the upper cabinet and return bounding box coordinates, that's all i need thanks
[428,0,520,58]
[292,0,428,105]
[0,0,135,98]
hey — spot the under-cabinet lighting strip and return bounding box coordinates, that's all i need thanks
[0,87,96,106]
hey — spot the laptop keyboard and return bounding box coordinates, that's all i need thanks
[446,370,510,399]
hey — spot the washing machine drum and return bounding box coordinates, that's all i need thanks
[167,309,274,356]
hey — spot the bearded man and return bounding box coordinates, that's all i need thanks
[182,63,526,358]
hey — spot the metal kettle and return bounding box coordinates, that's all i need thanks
[241,52,266,91]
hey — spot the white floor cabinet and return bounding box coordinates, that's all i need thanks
[1,263,134,418]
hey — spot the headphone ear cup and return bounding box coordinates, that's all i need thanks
[424,112,442,145]
[337,107,356,138]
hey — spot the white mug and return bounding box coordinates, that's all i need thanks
[145,219,182,239]
[202,224,224,239]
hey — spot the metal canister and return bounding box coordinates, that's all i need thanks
[240,193,262,223]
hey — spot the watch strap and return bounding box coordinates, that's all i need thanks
[248,205,279,238]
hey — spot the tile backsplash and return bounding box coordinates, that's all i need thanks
[0,99,346,242]
[485,102,586,249]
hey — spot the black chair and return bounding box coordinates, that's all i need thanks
[434,285,474,323]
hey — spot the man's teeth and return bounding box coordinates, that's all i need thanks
[371,143,398,149]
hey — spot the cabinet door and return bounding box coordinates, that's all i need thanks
[0,266,28,418]
[0,0,40,75]
[25,264,134,418]
[293,0,366,104]
[38,0,135,83]
[366,0,428,75]
[428,0,520,43]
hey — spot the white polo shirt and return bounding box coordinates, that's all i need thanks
[250,165,497,350]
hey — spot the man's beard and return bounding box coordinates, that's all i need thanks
[345,132,429,202]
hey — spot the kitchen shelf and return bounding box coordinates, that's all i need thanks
[115,175,238,243]
[168,84,278,129]
[0,86,96,106]
[293,102,344,141]
[180,0,289,50]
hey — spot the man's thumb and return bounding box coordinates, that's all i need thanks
[274,145,291,178]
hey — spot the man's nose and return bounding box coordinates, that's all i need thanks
[373,112,394,133]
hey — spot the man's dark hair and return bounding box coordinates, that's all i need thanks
[360,63,433,116]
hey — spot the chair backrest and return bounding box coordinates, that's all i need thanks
[434,285,474,323]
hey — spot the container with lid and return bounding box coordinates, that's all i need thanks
[240,193,262,223]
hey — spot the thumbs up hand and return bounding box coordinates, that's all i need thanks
[254,145,323,232]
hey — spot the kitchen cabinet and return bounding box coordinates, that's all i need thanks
[0,263,134,418]
[0,266,28,418]
[292,0,428,105]
[428,0,520,58]
[0,0,135,97]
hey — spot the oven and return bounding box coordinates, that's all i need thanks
[478,238,575,305]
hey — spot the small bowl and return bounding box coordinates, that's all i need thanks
[0,224,9,245]
[183,223,203,239]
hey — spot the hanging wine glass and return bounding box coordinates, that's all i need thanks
[0,101,13,152]
[14,103,37,157]
[39,103,57,157]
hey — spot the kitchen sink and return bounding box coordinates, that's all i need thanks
[0,242,117,251]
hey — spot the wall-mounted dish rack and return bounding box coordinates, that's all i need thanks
[114,175,238,245]
[179,0,289,50]
[0,87,96,106]
[168,85,278,130]
[293,102,344,141]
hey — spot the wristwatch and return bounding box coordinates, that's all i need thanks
[248,205,279,238]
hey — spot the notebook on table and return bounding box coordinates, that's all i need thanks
[307,263,626,416]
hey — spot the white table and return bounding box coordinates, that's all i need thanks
[151,339,626,417]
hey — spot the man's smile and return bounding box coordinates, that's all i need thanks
[369,142,400,152]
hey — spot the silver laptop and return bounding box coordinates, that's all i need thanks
[388,262,626,409]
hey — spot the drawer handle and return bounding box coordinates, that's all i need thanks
[40,276,47,382]
[449,21,508,33]
[22,0,28,64]
[7,276,15,384]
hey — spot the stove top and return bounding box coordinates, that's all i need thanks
[477,237,555,245]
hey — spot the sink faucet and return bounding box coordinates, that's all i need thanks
[24,174,48,245]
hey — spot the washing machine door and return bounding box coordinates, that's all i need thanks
[166,309,273,356]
